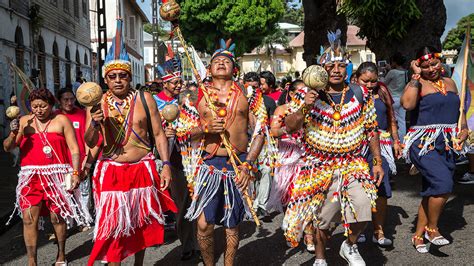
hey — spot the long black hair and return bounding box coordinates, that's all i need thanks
[354,61,378,78]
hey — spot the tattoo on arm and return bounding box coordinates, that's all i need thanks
[408,79,421,89]
[246,135,264,162]
[71,153,80,172]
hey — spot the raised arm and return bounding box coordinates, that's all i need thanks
[401,61,421,111]
[285,89,317,132]
[270,105,289,138]
[84,105,103,148]
[3,116,24,152]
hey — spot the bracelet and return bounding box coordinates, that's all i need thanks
[202,124,209,134]
[162,160,172,167]
[72,170,80,176]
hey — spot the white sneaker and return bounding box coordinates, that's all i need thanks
[339,240,366,266]
[458,172,474,184]
[313,259,328,266]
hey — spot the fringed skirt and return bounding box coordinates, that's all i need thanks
[88,154,176,265]
[266,139,303,212]
[403,124,466,196]
[7,164,92,228]
[185,153,248,228]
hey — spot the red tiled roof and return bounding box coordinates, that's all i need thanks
[289,31,304,47]
[288,25,366,48]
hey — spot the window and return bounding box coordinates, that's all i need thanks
[129,16,136,40]
[82,0,88,18]
[276,59,284,73]
[84,52,88,66]
[50,0,58,6]
[73,0,79,17]
[253,59,261,71]
[63,0,69,12]
[366,53,373,62]
[53,41,60,92]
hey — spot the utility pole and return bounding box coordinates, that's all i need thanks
[152,0,159,80]
[97,0,107,87]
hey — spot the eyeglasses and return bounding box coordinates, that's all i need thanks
[107,73,129,80]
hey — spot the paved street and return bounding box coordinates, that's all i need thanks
[0,162,473,265]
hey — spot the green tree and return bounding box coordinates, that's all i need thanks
[143,23,170,39]
[176,0,285,56]
[258,26,289,73]
[281,2,304,26]
[302,0,446,63]
[443,13,474,50]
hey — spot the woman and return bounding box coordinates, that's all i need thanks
[268,80,315,252]
[401,46,467,253]
[355,62,401,247]
[3,88,91,265]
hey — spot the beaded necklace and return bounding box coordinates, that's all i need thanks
[103,90,137,156]
[428,79,447,96]
[35,116,53,159]
[324,86,348,122]
[106,90,134,124]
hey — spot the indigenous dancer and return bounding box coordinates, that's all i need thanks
[283,30,384,266]
[268,80,315,252]
[56,88,93,230]
[85,19,176,265]
[176,39,266,265]
[154,46,199,260]
[243,72,275,218]
[355,62,401,246]
[3,88,91,265]
[401,46,467,253]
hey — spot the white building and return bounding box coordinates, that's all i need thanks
[89,0,149,85]
[0,0,92,136]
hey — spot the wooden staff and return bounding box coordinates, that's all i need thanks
[456,25,471,150]
[173,25,261,226]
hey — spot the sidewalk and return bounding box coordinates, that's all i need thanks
[0,150,19,234]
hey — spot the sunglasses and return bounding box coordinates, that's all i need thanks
[107,73,129,80]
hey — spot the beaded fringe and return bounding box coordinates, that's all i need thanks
[7,164,92,229]
[402,123,467,163]
[185,163,250,227]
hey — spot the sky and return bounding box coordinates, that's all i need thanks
[443,0,473,40]
[137,0,472,41]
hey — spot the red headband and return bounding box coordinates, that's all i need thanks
[417,53,442,63]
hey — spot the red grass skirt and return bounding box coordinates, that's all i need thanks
[88,154,176,264]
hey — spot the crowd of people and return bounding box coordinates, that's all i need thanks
[3,20,472,266]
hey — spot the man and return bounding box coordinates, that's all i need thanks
[243,72,275,217]
[55,88,93,229]
[154,45,199,260]
[177,40,265,265]
[72,71,84,94]
[260,71,281,105]
[84,19,176,266]
[283,30,383,266]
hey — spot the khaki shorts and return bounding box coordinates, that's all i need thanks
[317,174,372,230]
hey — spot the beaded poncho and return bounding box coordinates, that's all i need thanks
[175,85,277,221]
[283,85,379,246]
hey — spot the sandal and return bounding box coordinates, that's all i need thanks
[424,226,450,246]
[411,235,428,253]
[304,234,315,252]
